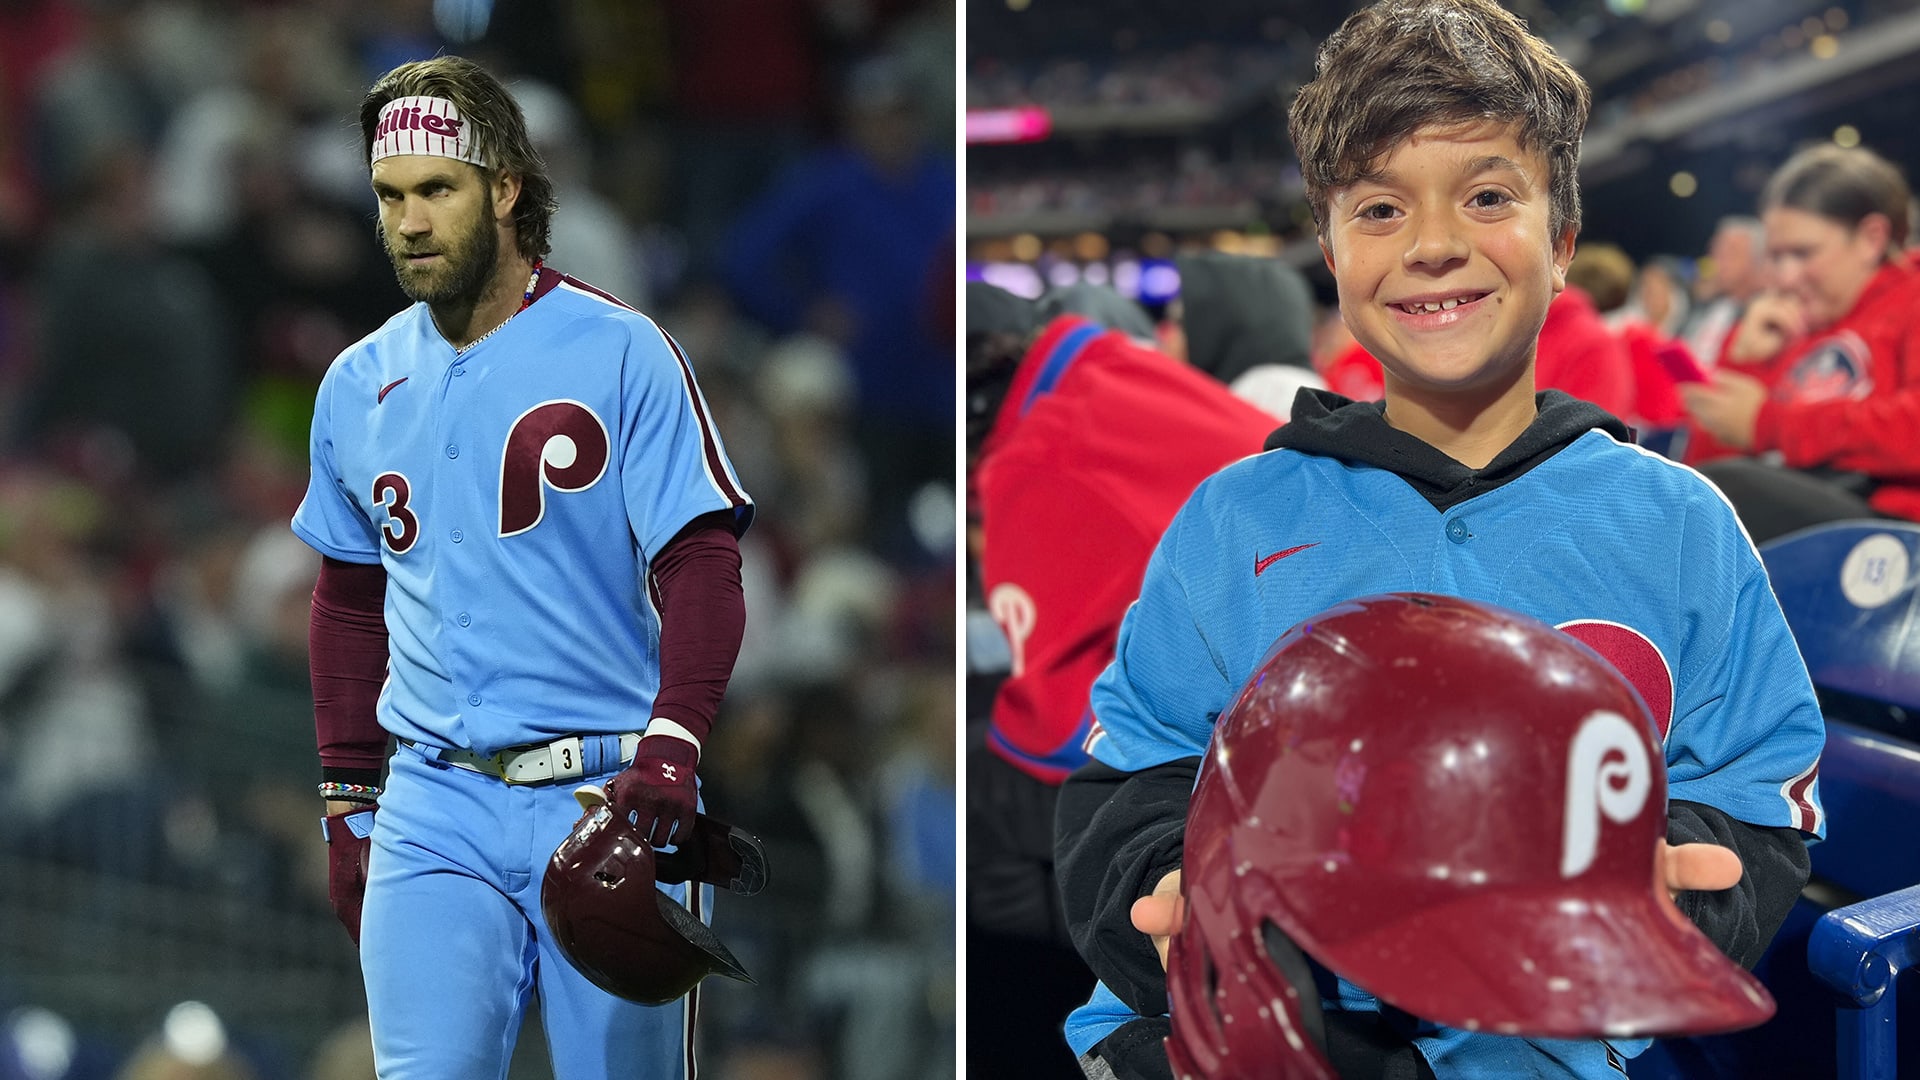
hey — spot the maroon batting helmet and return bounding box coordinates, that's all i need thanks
[543,786,761,1006]
[1166,593,1774,1079]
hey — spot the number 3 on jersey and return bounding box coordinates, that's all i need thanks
[373,400,611,554]
[373,472,419,554]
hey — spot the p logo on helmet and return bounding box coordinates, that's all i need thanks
[1561,709,1651,878]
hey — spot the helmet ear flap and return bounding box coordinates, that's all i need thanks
[1168,895,1340,1079]
[1259,920,1327,1056]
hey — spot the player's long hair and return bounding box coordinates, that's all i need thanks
[360,56,557,261]
[1287,0,1592,244]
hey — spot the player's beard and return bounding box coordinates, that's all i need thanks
[382,204,500,307]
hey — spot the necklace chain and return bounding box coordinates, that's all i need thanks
[456,264,543,354]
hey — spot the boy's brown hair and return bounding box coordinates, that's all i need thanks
[360,55,557,261]
[1288,0,1591,244]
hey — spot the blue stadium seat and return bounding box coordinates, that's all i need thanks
[1760,520,1920,743]
[1632,521,1920,1078]
[1809,883,1920,1080]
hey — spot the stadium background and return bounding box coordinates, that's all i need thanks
[967,0,1920,1075]
[968,0,1920,302]
[0,1,956,1078]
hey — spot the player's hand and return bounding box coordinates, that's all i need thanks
[1659,839,1743,902]
[606,735,699,848]
[1130,869,1186,971]
[1678,369,1768,451]
[322,806,376,946]
[1725,293,1806,364]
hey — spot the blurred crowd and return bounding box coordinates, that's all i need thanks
[967,2,1912,228]
[967,153,1286,222]
[964,42,1294,111]
[0,1,955,1079]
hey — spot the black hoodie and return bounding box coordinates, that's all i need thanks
[1056,389,1811,1022]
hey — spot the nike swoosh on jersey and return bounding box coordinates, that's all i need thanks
[1254,543,1319,576]
[378,377,409,403]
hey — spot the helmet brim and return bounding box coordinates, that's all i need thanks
[1285,876,1774,1038]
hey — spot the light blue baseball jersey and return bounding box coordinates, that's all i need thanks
[293,272,752,755]
[1069,424,1826,1078]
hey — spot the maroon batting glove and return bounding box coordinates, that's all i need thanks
[323,808,376,945]
[607,735,699,848]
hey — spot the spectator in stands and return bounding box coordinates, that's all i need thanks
[1628,254,1693,342]
[1681,143,1920,541]
[1569,241,1687,430]
[17,146,236,481]
[1169,251,1323,416]
[1685,215,1769,365]
[965,281,1275,1077]
[722,54,954,545]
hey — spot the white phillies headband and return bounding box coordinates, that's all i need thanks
[371,96,489,168]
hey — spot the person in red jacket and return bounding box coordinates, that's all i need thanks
[1535,278,1637,420]
[1568,241,1691,430]
[1681,143,1920,541]
[965,280,1279,1076]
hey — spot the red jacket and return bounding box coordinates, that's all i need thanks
[973,316,1278,783]
[1535,286,1636,422]
[1685,263,1920,522]
[1619,320,1687,429]
[1313,288,1636,419]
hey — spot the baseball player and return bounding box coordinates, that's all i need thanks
[292,56,751,1079]
[1053,3,1827,1078]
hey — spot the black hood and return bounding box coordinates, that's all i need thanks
[1176,251,1314,383]
[1266,389,1633,512]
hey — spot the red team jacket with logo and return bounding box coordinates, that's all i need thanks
[1685,262,1920,522]
[973,315,1278,784]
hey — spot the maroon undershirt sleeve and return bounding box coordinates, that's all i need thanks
[310,556,392,786]
[647,511,747,749]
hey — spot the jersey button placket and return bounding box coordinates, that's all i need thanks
[1445,517,1472,544]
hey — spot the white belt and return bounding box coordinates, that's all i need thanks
[417,733,642,784]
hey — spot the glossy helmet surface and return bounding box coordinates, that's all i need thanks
[542,787,754,1006]
[1167,593,1774,1078]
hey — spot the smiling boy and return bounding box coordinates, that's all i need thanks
[1052,3,1827,1078]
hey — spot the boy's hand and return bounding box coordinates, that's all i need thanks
[1679,370,1768,451]
[1659,839,1743,902]
[1130,869,1186,971]
[1725,293,1806,364]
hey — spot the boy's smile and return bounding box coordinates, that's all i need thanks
[1322,119,1571,401]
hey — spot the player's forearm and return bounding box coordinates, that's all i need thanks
[1056,756,1199,1017]
[1667,799,1810,969]
[648,511,745,746]
[310,556,393,783]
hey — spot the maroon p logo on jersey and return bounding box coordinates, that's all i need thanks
[499,400,611,536]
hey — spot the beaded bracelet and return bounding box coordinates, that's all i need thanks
[318,781,381,803]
